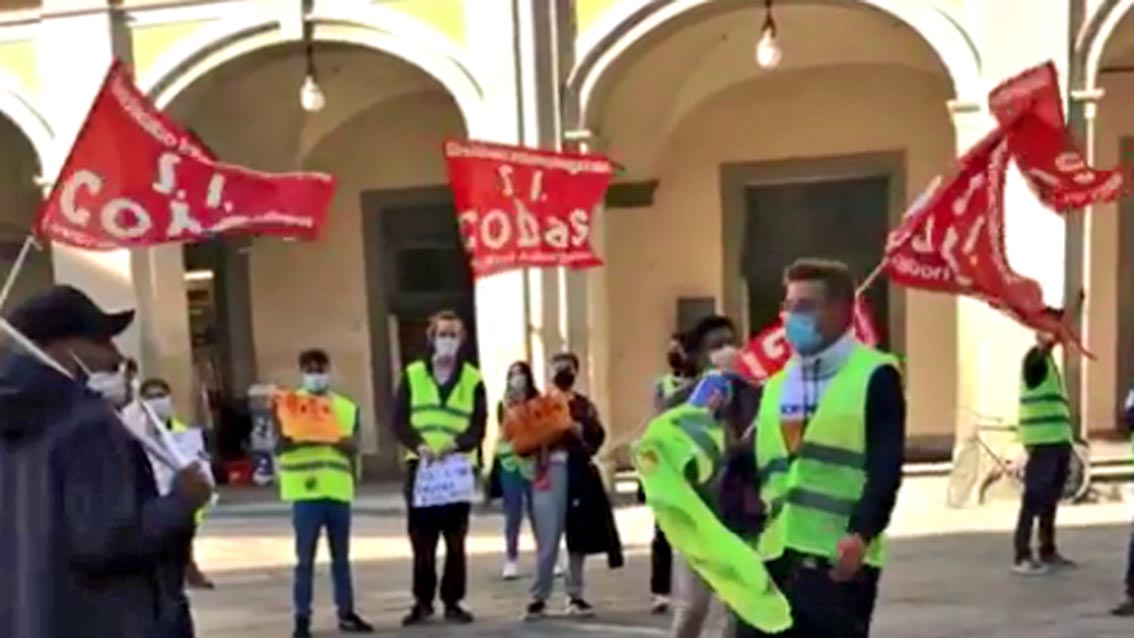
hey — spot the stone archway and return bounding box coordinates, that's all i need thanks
[150,22,473,476]
[565,0,981,460]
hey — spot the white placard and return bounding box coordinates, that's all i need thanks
[170,429,206,460]
[413,454,475,508]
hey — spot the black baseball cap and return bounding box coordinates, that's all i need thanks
[7,285,135,344]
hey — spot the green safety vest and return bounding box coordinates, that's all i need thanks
[657,374,682,401]
[405,361,482,462]
[276,392,358,503]
[755,345,896,569]
[169,418,208,525]
[496,438,534,479]
[638,404,792,633]
[1018,352,1073,446]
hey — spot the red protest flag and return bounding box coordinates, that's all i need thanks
[884,129,1086,351]
[36,60,335,250]
[736,297,880,383]
[989,62,1123,210]
[443,139,614,278]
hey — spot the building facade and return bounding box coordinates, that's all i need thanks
[0,0,1131,476]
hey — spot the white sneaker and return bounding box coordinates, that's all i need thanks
[1011,559,1050,576]
[502,560,519,580]
[650,594,669,614]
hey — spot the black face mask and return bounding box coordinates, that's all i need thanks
[553,370,576,390]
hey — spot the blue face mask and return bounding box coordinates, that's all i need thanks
[784,313,824,356]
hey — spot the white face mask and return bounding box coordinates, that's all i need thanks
[144,396,175,422]
[708,345,739,371]
[88,370,129,405]
[302,373,331,394]
[433,336,460,360]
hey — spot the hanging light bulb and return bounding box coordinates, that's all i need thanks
[298,23,324,113]
[299,74,325,112]
[755,0,782,69]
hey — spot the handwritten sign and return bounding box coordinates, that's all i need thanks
[413,455,476,508]
[275,392,341,443]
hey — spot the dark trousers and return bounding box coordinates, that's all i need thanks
[293,499,355,620]
[408,502,471,608]
[1013,443,1071,562]
[650,524,672,596]
[735,552,881,638]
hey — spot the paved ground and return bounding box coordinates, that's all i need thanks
[192,477,1134,637]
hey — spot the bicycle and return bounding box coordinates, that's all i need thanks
[947,415,1022,508]
[946,410,1092,508]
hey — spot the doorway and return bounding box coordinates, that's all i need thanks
[362,186,476,476]
[742,175,891,347]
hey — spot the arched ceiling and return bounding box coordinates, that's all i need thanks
[593,1,953,178]
[164,42,455,171]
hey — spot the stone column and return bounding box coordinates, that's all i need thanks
[38,0,193,413]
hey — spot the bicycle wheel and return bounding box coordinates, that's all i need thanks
[1061,441,1090,503]
[947,439,981,508]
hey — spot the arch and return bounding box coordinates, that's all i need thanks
[0,70,52,175]
[1078,0,1134,91]
[567,0,983,129]
[139,3,484,133]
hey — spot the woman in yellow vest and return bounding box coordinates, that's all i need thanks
[496,361,540,580]
[741,259,905,638]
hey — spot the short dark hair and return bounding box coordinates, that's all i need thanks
[298,349,330,368]
[551,351,580,370]
[140,378,170,395]
[784,258,856,305]
[690,315,735,351]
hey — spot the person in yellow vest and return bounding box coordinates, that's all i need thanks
[1012,308,1078,576]
[137,378,215,592]
[389,311,487,626]
[741,259,905,638]
[277,349,373,638]
[644,331,694,614]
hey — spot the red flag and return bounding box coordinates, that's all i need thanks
[737,297,880,382]
[884,128,1084,351]
[989,62,1123,210]
[443,140,613,278]
[36,60,335,250]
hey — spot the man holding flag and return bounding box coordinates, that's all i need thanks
[740,259,905,638]
[0,286,212,638]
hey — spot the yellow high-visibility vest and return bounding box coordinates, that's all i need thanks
[755,345,896,569]
[276,392,358,503]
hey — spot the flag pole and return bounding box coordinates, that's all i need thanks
[0,235,40,312]
[856,261,887,297]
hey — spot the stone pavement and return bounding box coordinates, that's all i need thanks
[191,477,1134,637]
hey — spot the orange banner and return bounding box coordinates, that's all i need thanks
[275,391,341,443]
[503,394,573,456]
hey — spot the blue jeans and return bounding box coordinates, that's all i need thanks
[500,468,533,561]
[293,499,355,620]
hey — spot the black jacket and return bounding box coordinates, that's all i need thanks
[563,393,624,567]
[0,349,197,638]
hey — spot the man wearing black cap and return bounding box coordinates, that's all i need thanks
[0,285,212,638]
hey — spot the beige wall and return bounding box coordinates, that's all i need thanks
[0,115,50,310]
[1085,73,1134,433]
[248,89,464,452]
[602,65,956,445]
